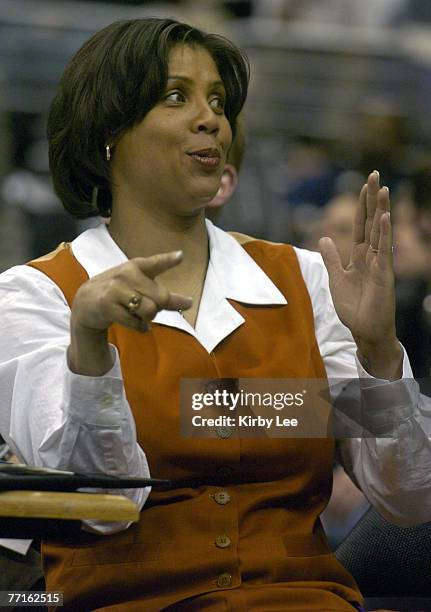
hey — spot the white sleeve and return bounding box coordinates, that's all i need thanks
[295,246,431,526]
[0,265,151,534]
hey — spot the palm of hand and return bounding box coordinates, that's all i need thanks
[319,172,396,347]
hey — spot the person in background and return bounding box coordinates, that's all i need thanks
[305,193,357,267]
[205,112,244,220]
[1,130,78,261]
[393,164,431,378]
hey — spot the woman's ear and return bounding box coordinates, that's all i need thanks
[207,164,238,210]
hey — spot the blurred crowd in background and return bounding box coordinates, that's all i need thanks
[1,0,431,556]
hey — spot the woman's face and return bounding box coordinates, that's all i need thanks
[111,44,233,215]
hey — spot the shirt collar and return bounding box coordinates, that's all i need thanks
[206,219,287,305]
[72,222,128,278]
[71,220,287,352]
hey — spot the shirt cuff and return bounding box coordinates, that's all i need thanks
[63,344,127,427]
[354,345,419,435]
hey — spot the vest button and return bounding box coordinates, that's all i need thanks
[215,534,231,548]
[217,572,232,587]
[215,426,232,439]
[214,490,231,505]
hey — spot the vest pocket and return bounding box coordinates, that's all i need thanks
[65,527,162,567]
[71,538,163,567]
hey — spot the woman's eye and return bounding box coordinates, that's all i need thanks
[210,96,225,112]
[165,91,185,103]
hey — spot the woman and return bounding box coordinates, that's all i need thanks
[0,17,429,612]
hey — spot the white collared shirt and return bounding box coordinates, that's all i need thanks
[0,220,430,541]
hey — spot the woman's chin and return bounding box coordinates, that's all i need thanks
[171,183,222,216]
[182,189,220,211]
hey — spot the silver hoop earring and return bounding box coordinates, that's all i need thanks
[105,144,111,161]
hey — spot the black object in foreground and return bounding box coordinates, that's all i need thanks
[336,507,431,601]
[0,461,170,491]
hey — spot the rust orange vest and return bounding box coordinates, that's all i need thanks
[28,237,362,611]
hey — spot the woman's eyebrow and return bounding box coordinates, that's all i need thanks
[167,75,225,89]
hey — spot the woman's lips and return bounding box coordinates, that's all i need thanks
[187,148,221,168]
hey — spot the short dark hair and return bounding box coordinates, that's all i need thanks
[47,18,249,218]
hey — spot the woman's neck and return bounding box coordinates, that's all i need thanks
[108,203,209,292]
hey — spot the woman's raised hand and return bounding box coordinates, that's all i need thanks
[319,171,403,380]
[68,251,192,376]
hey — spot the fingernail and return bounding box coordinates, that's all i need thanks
[384,186,389,193]
[373,170,380,178]
[173,250,183,258]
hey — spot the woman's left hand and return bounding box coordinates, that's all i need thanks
[319,170,403,380]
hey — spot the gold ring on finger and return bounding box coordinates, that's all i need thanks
[127,293,142,313]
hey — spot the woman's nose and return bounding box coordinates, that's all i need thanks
[191,101,220,134]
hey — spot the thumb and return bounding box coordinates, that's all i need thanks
[319,237,343,286]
